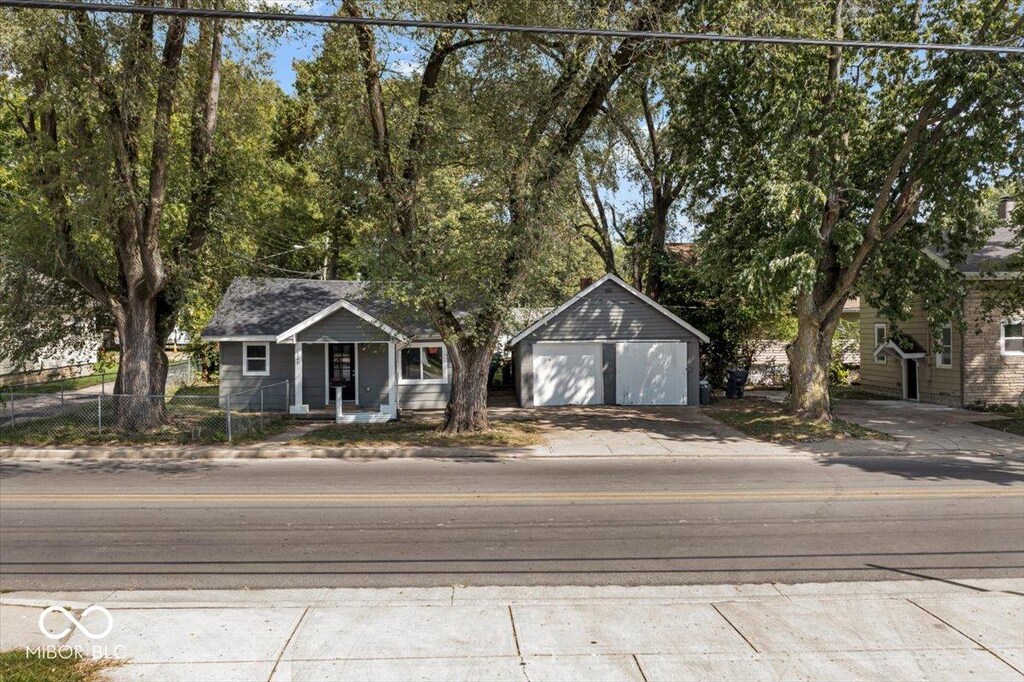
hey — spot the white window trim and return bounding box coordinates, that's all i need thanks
[1000,319,1024,356]
[935,322,953,368]
[399,342,449,385]
[242,342,271,377]
[874,324,887,364]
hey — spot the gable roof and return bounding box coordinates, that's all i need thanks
[508,273,710,347]
[201,278,433,341]
[275,298,409,343]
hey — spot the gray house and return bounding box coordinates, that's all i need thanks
[201,278,451,423]
[509,274,709,407]
[203,274,708,422]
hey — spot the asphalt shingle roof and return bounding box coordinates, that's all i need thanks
[957,226,1018,273]
[202,278,437,339]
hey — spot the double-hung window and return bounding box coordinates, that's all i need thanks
[400,344,447,383]
[243,342,270,376]
[1002,320,1024,356]
[935,323,953,368]
[874,324,888,364]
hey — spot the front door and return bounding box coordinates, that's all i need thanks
[904,359,919,401]
[328,343,356,402]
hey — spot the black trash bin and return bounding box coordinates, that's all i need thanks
[699,379,711,405]
[726,368,748,399]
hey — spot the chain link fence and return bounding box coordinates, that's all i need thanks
[0,372,290,444]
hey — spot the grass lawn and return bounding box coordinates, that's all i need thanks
[3,367,119,396]
[0,650,115,682]
[0,383,288,446]
[296,418,545,448]
[970,404,1024,436]
[707,398,892,444]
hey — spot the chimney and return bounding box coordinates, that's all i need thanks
[579,276,594,290]
[998,196,1016,222]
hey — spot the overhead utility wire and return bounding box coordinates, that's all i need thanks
[1,0,1021,54]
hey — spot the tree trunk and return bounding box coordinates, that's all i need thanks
[112,294,169,432]
[644,192,670,300]
[442,340,493,433]
[787,294,841,421]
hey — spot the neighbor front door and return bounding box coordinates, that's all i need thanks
[328,343,356,402]
[904,359,919,401]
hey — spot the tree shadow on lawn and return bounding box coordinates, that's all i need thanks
[819,454,1024,486]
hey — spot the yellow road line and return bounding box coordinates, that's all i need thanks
[1,487,1021,504]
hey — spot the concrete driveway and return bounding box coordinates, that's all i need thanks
[505,406,792,457]
[834,400,1022,458]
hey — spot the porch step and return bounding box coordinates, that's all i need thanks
[288,413,337,422]
[336,413,393,424]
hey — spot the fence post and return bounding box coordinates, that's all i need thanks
[97,393,102,434]
[260,388,264,429]
[226,394,233,443]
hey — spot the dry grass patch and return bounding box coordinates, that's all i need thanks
[296,418,544,448]
[707,398,891,444]
[0,650,118,682]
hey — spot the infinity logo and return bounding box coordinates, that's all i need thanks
[38,605,114,640]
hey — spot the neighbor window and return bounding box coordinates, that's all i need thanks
[874,324,887,364]
[242,342,270,376]
[400,345,446,382]
[1001,320,1024,356]
[935,323,953,368]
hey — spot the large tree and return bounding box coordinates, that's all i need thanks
[680,0,1024,419]
[576,66,692,299]
[2,7,230,429]
[339,0,694,431]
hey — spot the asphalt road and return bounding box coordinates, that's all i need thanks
[1,455,1022,591]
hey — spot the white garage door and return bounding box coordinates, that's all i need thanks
[533,343,603,406]
[615,342,688,405]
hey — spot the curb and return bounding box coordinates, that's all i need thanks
[0,445,524,460]
[2,446,1019,462]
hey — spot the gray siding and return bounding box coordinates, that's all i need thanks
[297,307,394,343]
[513,279,704,407]
[521,280,703,344]
[303,343,326,408]
[219,342,293,411]
[687,341,699,406]
[357,342,389,409]
[400,382,450,410]
[517,343,534,407]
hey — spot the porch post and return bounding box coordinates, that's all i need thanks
[386,341,398,417]
[290,341,309,414]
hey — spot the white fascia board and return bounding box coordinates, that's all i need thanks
[275,299,409,344]
[509,273,710,347]
[921,247,952,269]
[873,340,926,360]
[201,335,278,342]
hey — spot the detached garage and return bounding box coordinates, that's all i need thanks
[510,274,709,407]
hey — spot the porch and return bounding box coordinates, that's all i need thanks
[281,340,399,423]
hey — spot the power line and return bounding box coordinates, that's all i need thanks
[1,0,1021,54]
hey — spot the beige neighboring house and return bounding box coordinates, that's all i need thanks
[860,198,1022,407]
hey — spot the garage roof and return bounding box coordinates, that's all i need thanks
[509,273,710,347]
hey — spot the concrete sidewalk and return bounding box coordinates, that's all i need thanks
[3,579,1022,681]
